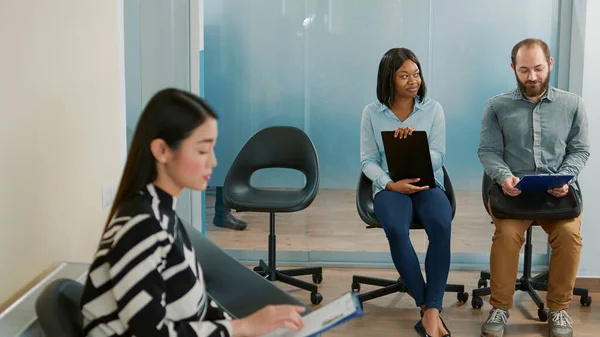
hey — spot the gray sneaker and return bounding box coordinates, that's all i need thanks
[548,310,573,337]
[481,308,509,337]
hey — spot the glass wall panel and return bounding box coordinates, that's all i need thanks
[124,0,194,223]
[429,0,559,255]
[204,0,561,262]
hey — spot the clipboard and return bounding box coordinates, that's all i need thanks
[380,130,436,188]
[260,292,363,337]
[514,174,574,192]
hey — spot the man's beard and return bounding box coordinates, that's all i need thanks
[516,71,550,98]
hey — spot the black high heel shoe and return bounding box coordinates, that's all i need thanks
[413,320,432,337]
[414,317,452,337]
[439,316,451,337]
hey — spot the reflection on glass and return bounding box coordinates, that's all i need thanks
[204,0,560,256]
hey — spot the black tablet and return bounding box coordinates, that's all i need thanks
[380,130,436,189]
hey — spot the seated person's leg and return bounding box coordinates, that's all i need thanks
[481,205,530,336]
[539,215,583,335]
[213,186,247,230]
[412,187,452,311]
[373,190,426,308]
[411,187,452,335]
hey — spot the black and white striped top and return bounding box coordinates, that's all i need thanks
[81,184,232,337]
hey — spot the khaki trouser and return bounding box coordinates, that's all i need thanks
[488,201,583,311]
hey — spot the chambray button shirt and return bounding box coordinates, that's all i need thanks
[478,86,590,189]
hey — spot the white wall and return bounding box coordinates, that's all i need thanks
[0,1,125,305]
[576,0,600,277]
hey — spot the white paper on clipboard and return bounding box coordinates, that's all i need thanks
[260,292,362,337]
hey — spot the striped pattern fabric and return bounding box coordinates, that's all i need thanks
[81,184,232,337]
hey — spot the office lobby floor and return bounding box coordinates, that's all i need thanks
[206,189,549,254]
[275,268,600,337]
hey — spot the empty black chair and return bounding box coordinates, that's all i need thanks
[223,126,323,304]
[35,278,84,337]
[472,173,591,322]
[351,167,469,306]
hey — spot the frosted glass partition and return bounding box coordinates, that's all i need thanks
[206,0,430,189]
[124,0,195,224]
[203,0,561,260]
[430,0,559,189]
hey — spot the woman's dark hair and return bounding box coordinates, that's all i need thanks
[376,47,427,108]
[105,88,218,228]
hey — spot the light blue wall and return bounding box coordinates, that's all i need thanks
[575,0,600,277]
[204,0,561,190]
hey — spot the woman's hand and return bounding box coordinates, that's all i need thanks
[394,127,415,139]
[386,178,429,194]
[231,305,306,337]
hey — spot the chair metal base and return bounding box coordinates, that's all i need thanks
[350,274,469,308]
[254,260,323,305]
[471,227,592,322]
[253,213,324,305]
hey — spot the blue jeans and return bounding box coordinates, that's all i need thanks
[373,188,452,312]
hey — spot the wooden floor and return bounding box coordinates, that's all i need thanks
[273,268,599,336]
[206,189,549,254]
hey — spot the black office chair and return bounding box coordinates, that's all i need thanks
[223,126,323,305]
[471,173,592,322]
[351,167,469,308]
[35,278,84,337]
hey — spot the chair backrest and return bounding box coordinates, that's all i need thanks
[356,166,456,228]
[223,126,319,210]
[481,172,494,215]
[356,171,380,227]
[35,278,84,337]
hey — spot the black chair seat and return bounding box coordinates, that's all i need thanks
[472,173,591,322]
[357,166,456,229]
[223,126,324,305]
[35,278,84,337]
[365,221,428,230]
[351,166,469,306]
[224,188,313,213]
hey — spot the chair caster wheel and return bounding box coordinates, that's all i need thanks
[312,273,323,284]
[581,295,592,307]
[478,278,488,288]
[311,292,323,305]
[253,266,262,273]
[471,296,483,309]
[351,282,360,293]
[457,292,469,303]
